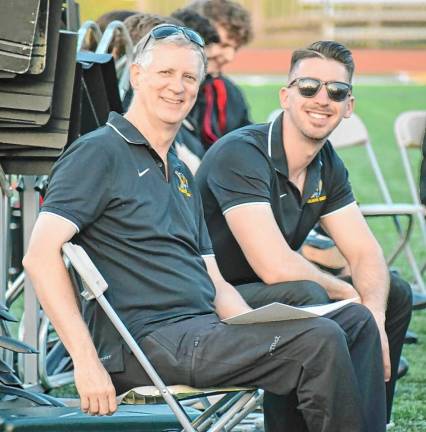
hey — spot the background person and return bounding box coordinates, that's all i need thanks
[187,0,253,149]
[171,7,223,172]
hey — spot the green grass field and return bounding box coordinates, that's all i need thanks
[9,83,426,430]
[240,82,426,430]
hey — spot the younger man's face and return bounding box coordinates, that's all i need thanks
[280,57,354,142]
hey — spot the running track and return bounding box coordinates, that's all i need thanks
[225,48,426,78]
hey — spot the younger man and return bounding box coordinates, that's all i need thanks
[196,40,411,423]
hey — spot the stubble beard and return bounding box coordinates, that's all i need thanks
[299,124,333,144]
[298,113,342,144]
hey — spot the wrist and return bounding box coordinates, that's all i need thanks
[70,344,100,366]
[323,275,357,300]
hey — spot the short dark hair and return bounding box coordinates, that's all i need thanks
[171,8,220,46]
[290,41,355,82]
[189,0,253,48]
[124,13,183,45]
[96,10,137,32]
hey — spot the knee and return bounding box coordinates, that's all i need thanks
[344,302,377,328]
[386,272,412,329]
[340,303,380,338]
[301,281,330,304]
[388,272,412,312]
[310,318,347,351]
[345,302,374,321]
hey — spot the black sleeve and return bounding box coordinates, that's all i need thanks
[198,197,215,255]
[320,147,356,217]
[206,139,271,214]
[41,137,113,231]
[193,180,214,255]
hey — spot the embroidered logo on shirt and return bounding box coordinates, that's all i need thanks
[174,170,192,198]
[307,179,327,204]
[137,168,150,177]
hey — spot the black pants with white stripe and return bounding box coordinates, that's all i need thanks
[111,304,386,432]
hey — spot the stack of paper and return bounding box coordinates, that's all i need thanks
[223,298,357,324]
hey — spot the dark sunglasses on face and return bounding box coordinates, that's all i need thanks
[141,24,205,52]
[288,77,352,102]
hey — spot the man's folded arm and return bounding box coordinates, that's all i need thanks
[22,213,117,415]
[320,203,391,380]
[224,203,359,300]
[321,203,389,311]
[321,205,391,379]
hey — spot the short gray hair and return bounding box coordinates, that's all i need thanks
[133,33,207,81]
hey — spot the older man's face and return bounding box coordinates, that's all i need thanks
[132,43,202,126]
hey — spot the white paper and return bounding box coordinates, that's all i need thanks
[223,298,357,325]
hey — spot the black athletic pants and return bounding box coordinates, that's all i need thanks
[236,271,412,424]
[111,304,386,432]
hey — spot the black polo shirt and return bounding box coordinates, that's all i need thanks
[196,111,355,284]
[42,112,216,372]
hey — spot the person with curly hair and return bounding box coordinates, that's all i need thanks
[186,0,253,149]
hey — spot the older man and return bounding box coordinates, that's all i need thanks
[24,28,386,431]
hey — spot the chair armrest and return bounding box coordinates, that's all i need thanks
[62,242,108,300]
[359,203,425,216]
[359,203,422,266]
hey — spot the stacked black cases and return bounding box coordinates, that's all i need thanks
[0,0,78,175]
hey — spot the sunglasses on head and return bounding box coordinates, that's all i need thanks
[140,24,205,52]
[288,77,352,102]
